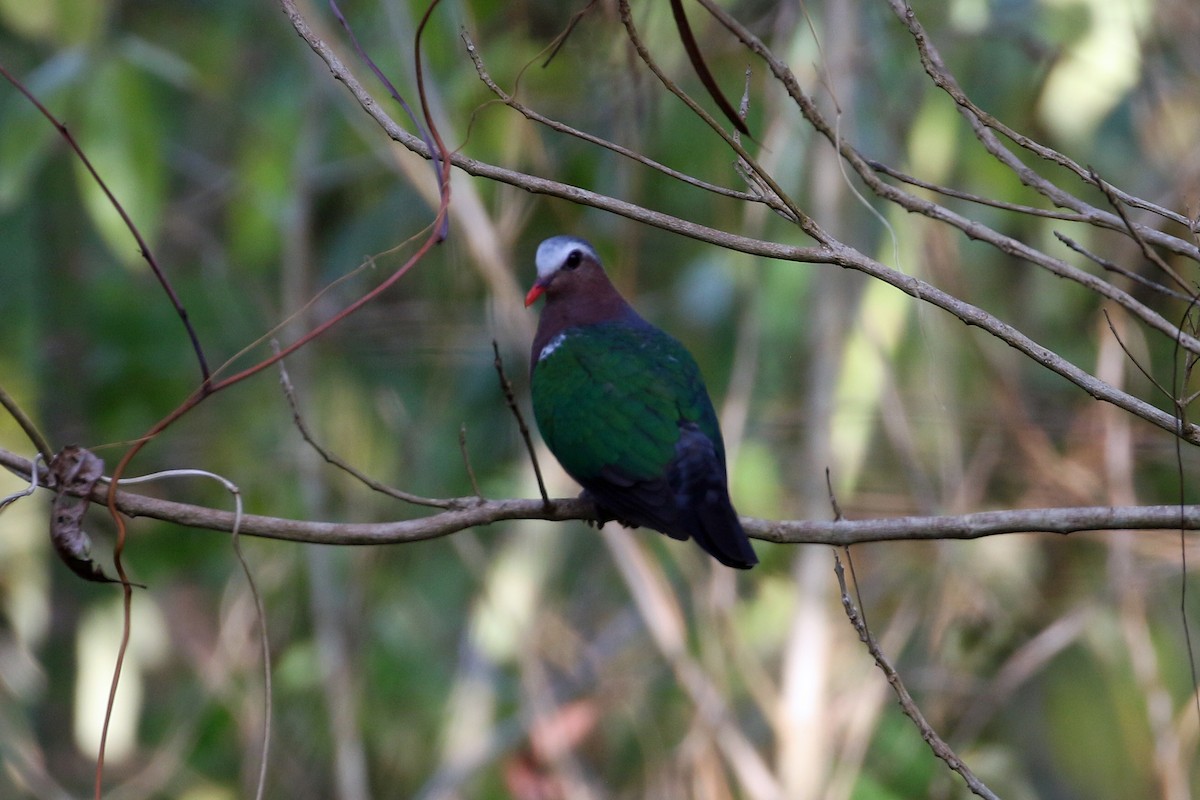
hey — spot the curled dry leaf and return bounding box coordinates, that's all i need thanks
[49,445,122,584]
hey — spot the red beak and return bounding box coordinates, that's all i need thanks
[524,282,546,307]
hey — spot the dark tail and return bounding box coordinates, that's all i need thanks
[689,489,758,569]
[671,425,758,569]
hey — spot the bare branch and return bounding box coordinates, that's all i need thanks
[460,29,776,208]
[615,0,819,238]
[280,4,835,255]
[3,449,1198,547]
[280,0,1200,445]
[1091,168,1191,293]
[884,0,1200,254]
[1056,233,1190,302]
[695,0,1200,356]
[835,552,1001,800]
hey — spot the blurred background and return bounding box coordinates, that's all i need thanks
[1,0,1199,797]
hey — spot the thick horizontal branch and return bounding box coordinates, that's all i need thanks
[755,505,1200,544]
[74,484,1200,546]
[111,485,597,545]
[2,452,1195,548]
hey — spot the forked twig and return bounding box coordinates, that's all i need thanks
[1091,167,1191,293]
[328,0,444,208]
[1056,233,1190,302]
[834,551,1001,800]
[694,0,1200,359]
[884,0,1199,256]
[461,30,773,207]
[616,0,819,239]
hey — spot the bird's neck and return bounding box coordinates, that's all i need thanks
[531,294,643,372]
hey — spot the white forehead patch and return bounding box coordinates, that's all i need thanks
[535,235,598,280]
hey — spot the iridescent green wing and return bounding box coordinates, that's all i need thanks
[531,320,722,484]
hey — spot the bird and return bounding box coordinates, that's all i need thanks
[525,235,758,569]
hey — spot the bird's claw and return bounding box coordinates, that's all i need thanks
[578,490,639,530]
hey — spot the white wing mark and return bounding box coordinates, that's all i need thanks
[539,332,568,362]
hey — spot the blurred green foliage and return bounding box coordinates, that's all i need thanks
[1,0,1199,798]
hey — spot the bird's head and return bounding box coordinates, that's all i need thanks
[524,236,605,307]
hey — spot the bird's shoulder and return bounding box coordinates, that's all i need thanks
[531,318,722,480]
[538,319,700,382]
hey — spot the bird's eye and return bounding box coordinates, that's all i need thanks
[564,250,582,270]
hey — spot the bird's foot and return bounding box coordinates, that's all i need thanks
[578,490,639,530]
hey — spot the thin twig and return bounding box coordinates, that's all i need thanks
[0,384,52,462]
[695,0,1200,361]
[868,159,1091,222]
[231,506,272,800]
[834,551,1001,800]
[459,424,483,499]
[492,340,550,507]
[884,0,1199,256]
[541,0,601,68]
[1101,309,1172,400]
[1091,167,1191,293]
[1056,233,1191,302]
[94,579,133,799]
[0,63,212,388]
[824,466,844,522]
[461,30,775,208]
[275,343,466,510]
[616,0,821,240]
[1171,295,1200,734]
